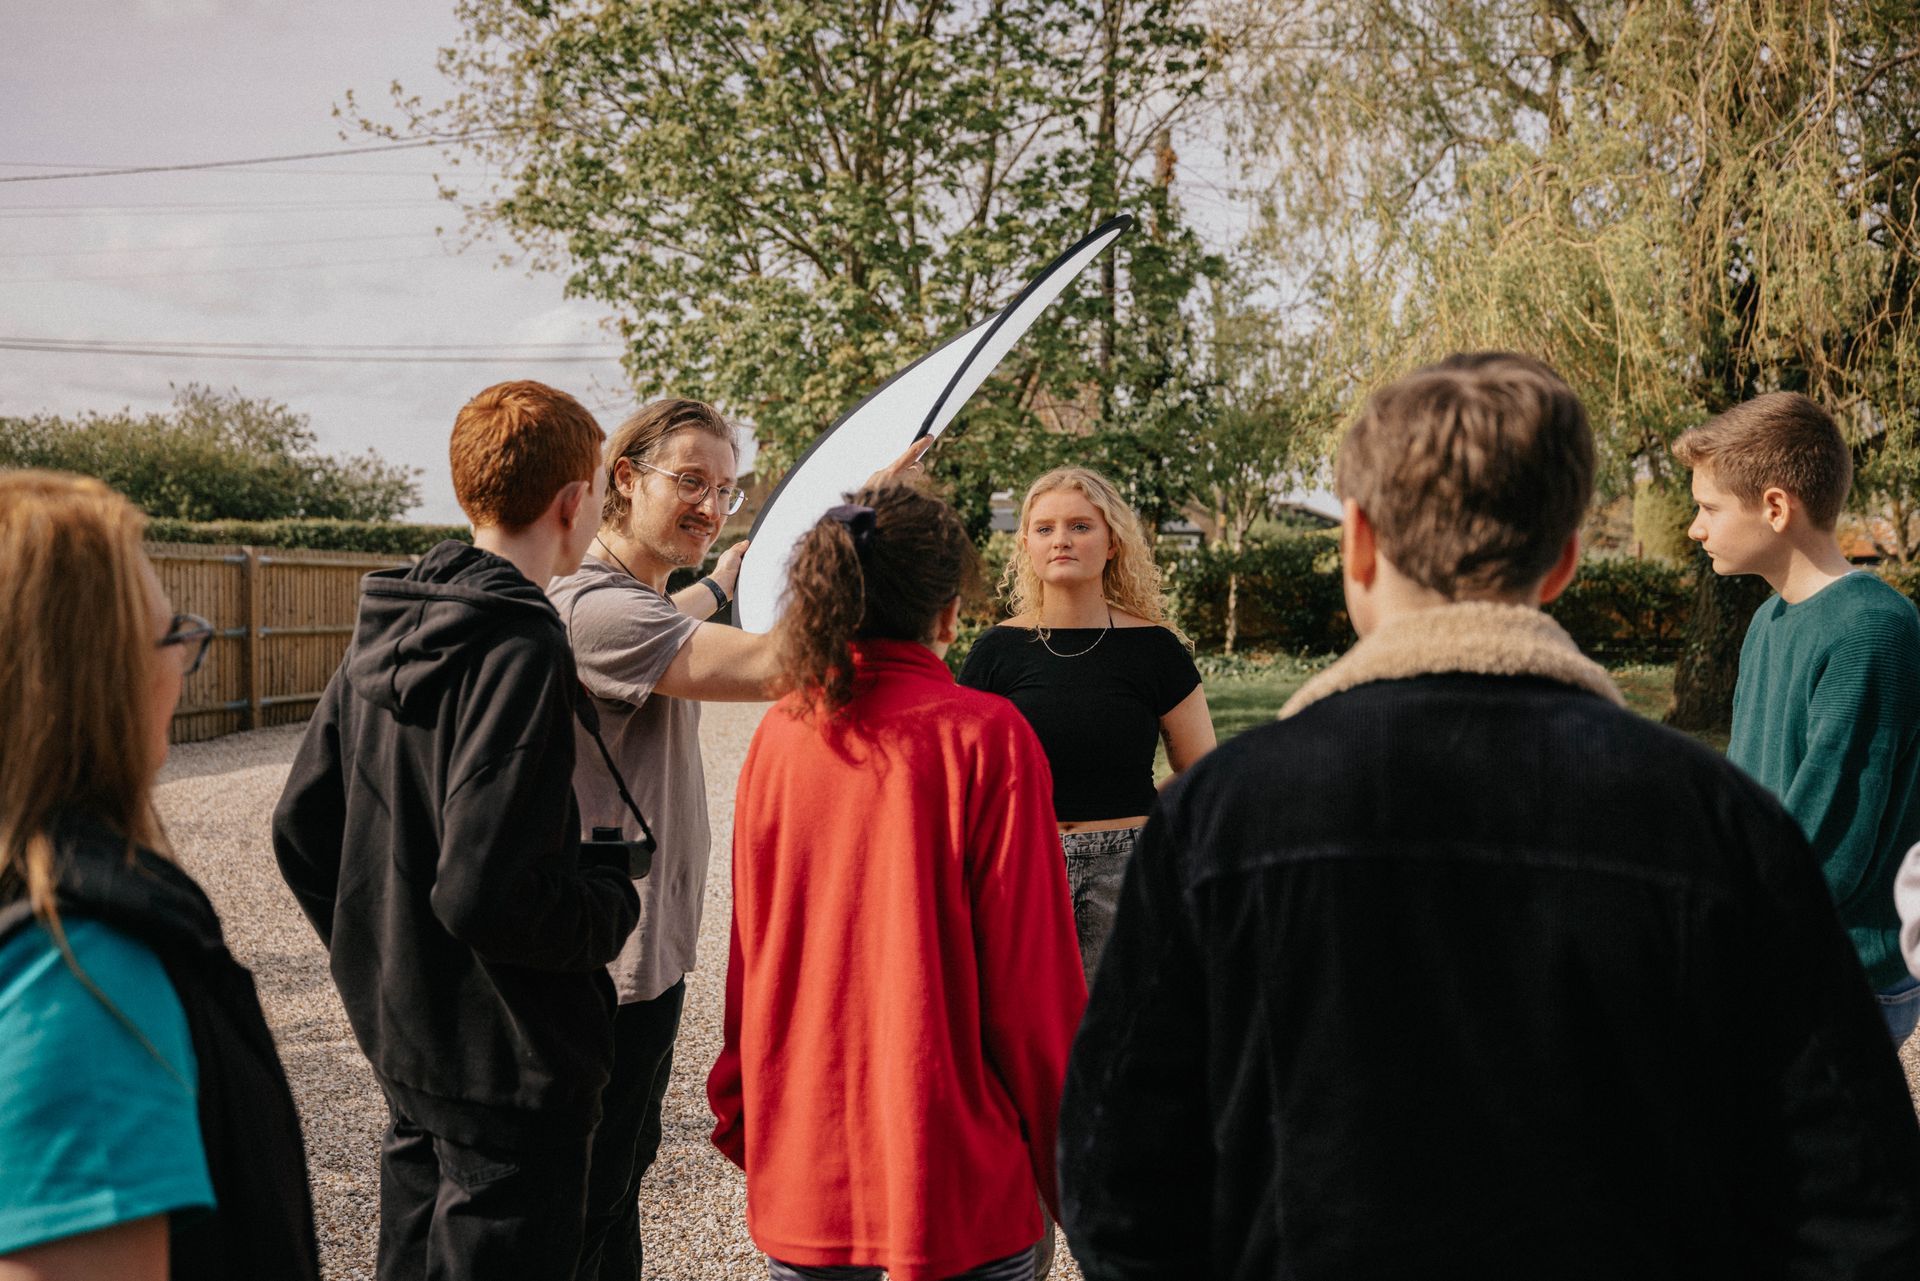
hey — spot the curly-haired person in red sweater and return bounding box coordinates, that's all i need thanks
[708,483,1087,1281]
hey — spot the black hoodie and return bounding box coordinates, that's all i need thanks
[273,541,640,1147]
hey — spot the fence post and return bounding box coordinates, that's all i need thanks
[244,546,264,730]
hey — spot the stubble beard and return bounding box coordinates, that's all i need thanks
[631,509,713,570]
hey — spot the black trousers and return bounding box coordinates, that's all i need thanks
[576,978,688,1281]
[376,1102,592,1281]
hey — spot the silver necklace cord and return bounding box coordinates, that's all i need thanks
[1038,604,1113,659]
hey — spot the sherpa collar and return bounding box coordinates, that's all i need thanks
[1279,601,1624,720]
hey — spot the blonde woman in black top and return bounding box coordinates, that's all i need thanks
[960,466,1215,980]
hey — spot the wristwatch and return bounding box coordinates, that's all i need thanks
[698,576,730,610]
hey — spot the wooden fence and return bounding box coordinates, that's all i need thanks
[147,542,412,743]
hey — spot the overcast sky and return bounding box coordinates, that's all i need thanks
[2,0,647,522]
[3,1,1261,524]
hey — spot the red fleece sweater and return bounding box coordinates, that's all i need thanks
[708,640,1087,1280]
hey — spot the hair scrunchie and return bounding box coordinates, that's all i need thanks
[825,503,877,555]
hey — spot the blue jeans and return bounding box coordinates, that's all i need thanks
[767,1247,1035,1281]
[1878,973,1920,1045]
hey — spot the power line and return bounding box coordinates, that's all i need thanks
[4,336,609,351]
[0,340,617,366]
[0,251,463,285]
[0,136,487,184]
[0,231,434,260]
[0,161,455,177]
[0,198,446,210]
[0,199,453,219]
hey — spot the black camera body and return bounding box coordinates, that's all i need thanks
[584,825,654,880]
[573,681,658,882]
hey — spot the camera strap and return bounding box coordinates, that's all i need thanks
[573,685,657,851]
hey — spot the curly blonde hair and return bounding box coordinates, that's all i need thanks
[1002,466,1185,643]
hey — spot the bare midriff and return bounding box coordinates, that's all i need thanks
[1058,815,1148,834]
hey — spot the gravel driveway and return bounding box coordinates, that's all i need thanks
[156,708,1920,1279]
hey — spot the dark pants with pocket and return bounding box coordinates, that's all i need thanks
[377,1102,593,1281]
[576,977,688,1281]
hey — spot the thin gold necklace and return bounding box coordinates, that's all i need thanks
[1038,604,1113,658]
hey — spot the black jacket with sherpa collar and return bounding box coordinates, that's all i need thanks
[1059,603,1920,1281]
[0,816,320,1281]
[272,540,639,1148]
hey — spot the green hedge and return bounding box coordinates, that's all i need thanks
[1545,557,1694,663]
[943,619,991,677]
[1161,533,1697,662]
[144,518,471,556]
[1165,533,1351,653]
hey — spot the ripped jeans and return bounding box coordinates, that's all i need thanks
[1059,825,1142,988]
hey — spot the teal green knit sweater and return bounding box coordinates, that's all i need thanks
[1728,572,1920,988]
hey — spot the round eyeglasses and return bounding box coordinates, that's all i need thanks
[157,612,214,676]
[631,459,747,516]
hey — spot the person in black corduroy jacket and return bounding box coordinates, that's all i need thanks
[1057,353,1920,1280]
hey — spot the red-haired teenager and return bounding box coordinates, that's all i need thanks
[273,381,640,1280]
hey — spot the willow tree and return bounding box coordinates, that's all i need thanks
[354,0,1222,532]
[1245,0,1920,728]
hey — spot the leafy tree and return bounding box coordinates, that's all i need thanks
[356,0,1223,531]
[0,385,419,522]
[1242,0,1920,728]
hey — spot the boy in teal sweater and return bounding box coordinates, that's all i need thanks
[1676,391,1920,1043]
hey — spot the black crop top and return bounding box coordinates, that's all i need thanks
[957,624,1202,823]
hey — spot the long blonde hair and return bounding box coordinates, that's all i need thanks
[1002,466,1185,642]
[0,471,169,922]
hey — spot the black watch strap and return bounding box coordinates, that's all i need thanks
[699,576,729,609]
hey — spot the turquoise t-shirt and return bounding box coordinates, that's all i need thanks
[0,917,215,1254]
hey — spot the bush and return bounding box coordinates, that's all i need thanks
[1191,649,1333,681]
[967,531,1016,623]
[1164,533,1695,662]
[944,619,991,677]
[1878,561,1920,611]
[145,519,471,556]
[1546,556,1694,663]
[4,385,419,521]
[1164,532,1351,653]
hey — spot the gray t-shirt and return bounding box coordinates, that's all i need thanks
[548,555,706,1004]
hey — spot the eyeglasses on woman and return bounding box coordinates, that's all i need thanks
[157,612,215,676]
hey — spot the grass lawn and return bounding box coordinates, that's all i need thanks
[1161,658,1726,774]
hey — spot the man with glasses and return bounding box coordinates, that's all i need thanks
[550,398,927,1280]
